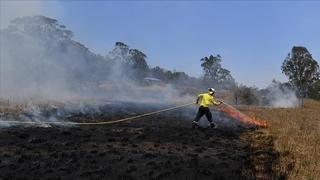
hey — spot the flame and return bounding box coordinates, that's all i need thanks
[217,104,267,128]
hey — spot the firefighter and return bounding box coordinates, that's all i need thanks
[192,88,222,128]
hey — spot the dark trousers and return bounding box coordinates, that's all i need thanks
[194,106,213,123]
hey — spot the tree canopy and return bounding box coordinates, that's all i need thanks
[281,46,319,105]
[200,54,235,89]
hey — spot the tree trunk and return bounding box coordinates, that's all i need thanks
[234,92,238,105]
[298,90,304,107]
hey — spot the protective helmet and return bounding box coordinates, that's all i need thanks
[208,88,215,94]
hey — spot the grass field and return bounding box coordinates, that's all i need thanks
[240,99,320,179]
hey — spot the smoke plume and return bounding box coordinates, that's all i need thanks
[0,15,192,104]
[263,80,299,108]
[0,15,195,127]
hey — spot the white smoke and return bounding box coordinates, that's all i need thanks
[0,15,194,128]
[0,1,43,29]
[264,80,299,108]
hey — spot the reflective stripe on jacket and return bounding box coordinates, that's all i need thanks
[197,93,220,107]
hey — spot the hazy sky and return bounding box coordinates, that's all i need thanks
[1,1,319,88]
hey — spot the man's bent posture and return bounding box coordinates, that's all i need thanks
[193,88,222,128]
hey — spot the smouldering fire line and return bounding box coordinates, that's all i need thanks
[0,102,195,126]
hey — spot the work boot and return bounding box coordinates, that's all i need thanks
[192,121,199,129]
[209,122,217,129]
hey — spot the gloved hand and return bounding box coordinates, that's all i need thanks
[195,98,200,104]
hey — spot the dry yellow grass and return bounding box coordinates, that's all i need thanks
[240,99,320,179]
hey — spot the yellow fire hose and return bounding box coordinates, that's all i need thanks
[0,102,195,126]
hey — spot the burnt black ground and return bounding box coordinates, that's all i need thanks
[0,104,280,180]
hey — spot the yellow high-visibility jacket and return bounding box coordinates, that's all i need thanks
[196,93,220,107]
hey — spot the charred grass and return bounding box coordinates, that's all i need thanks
[239,99,320,180]
[0,118,252,180]
[0,102,281,180]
